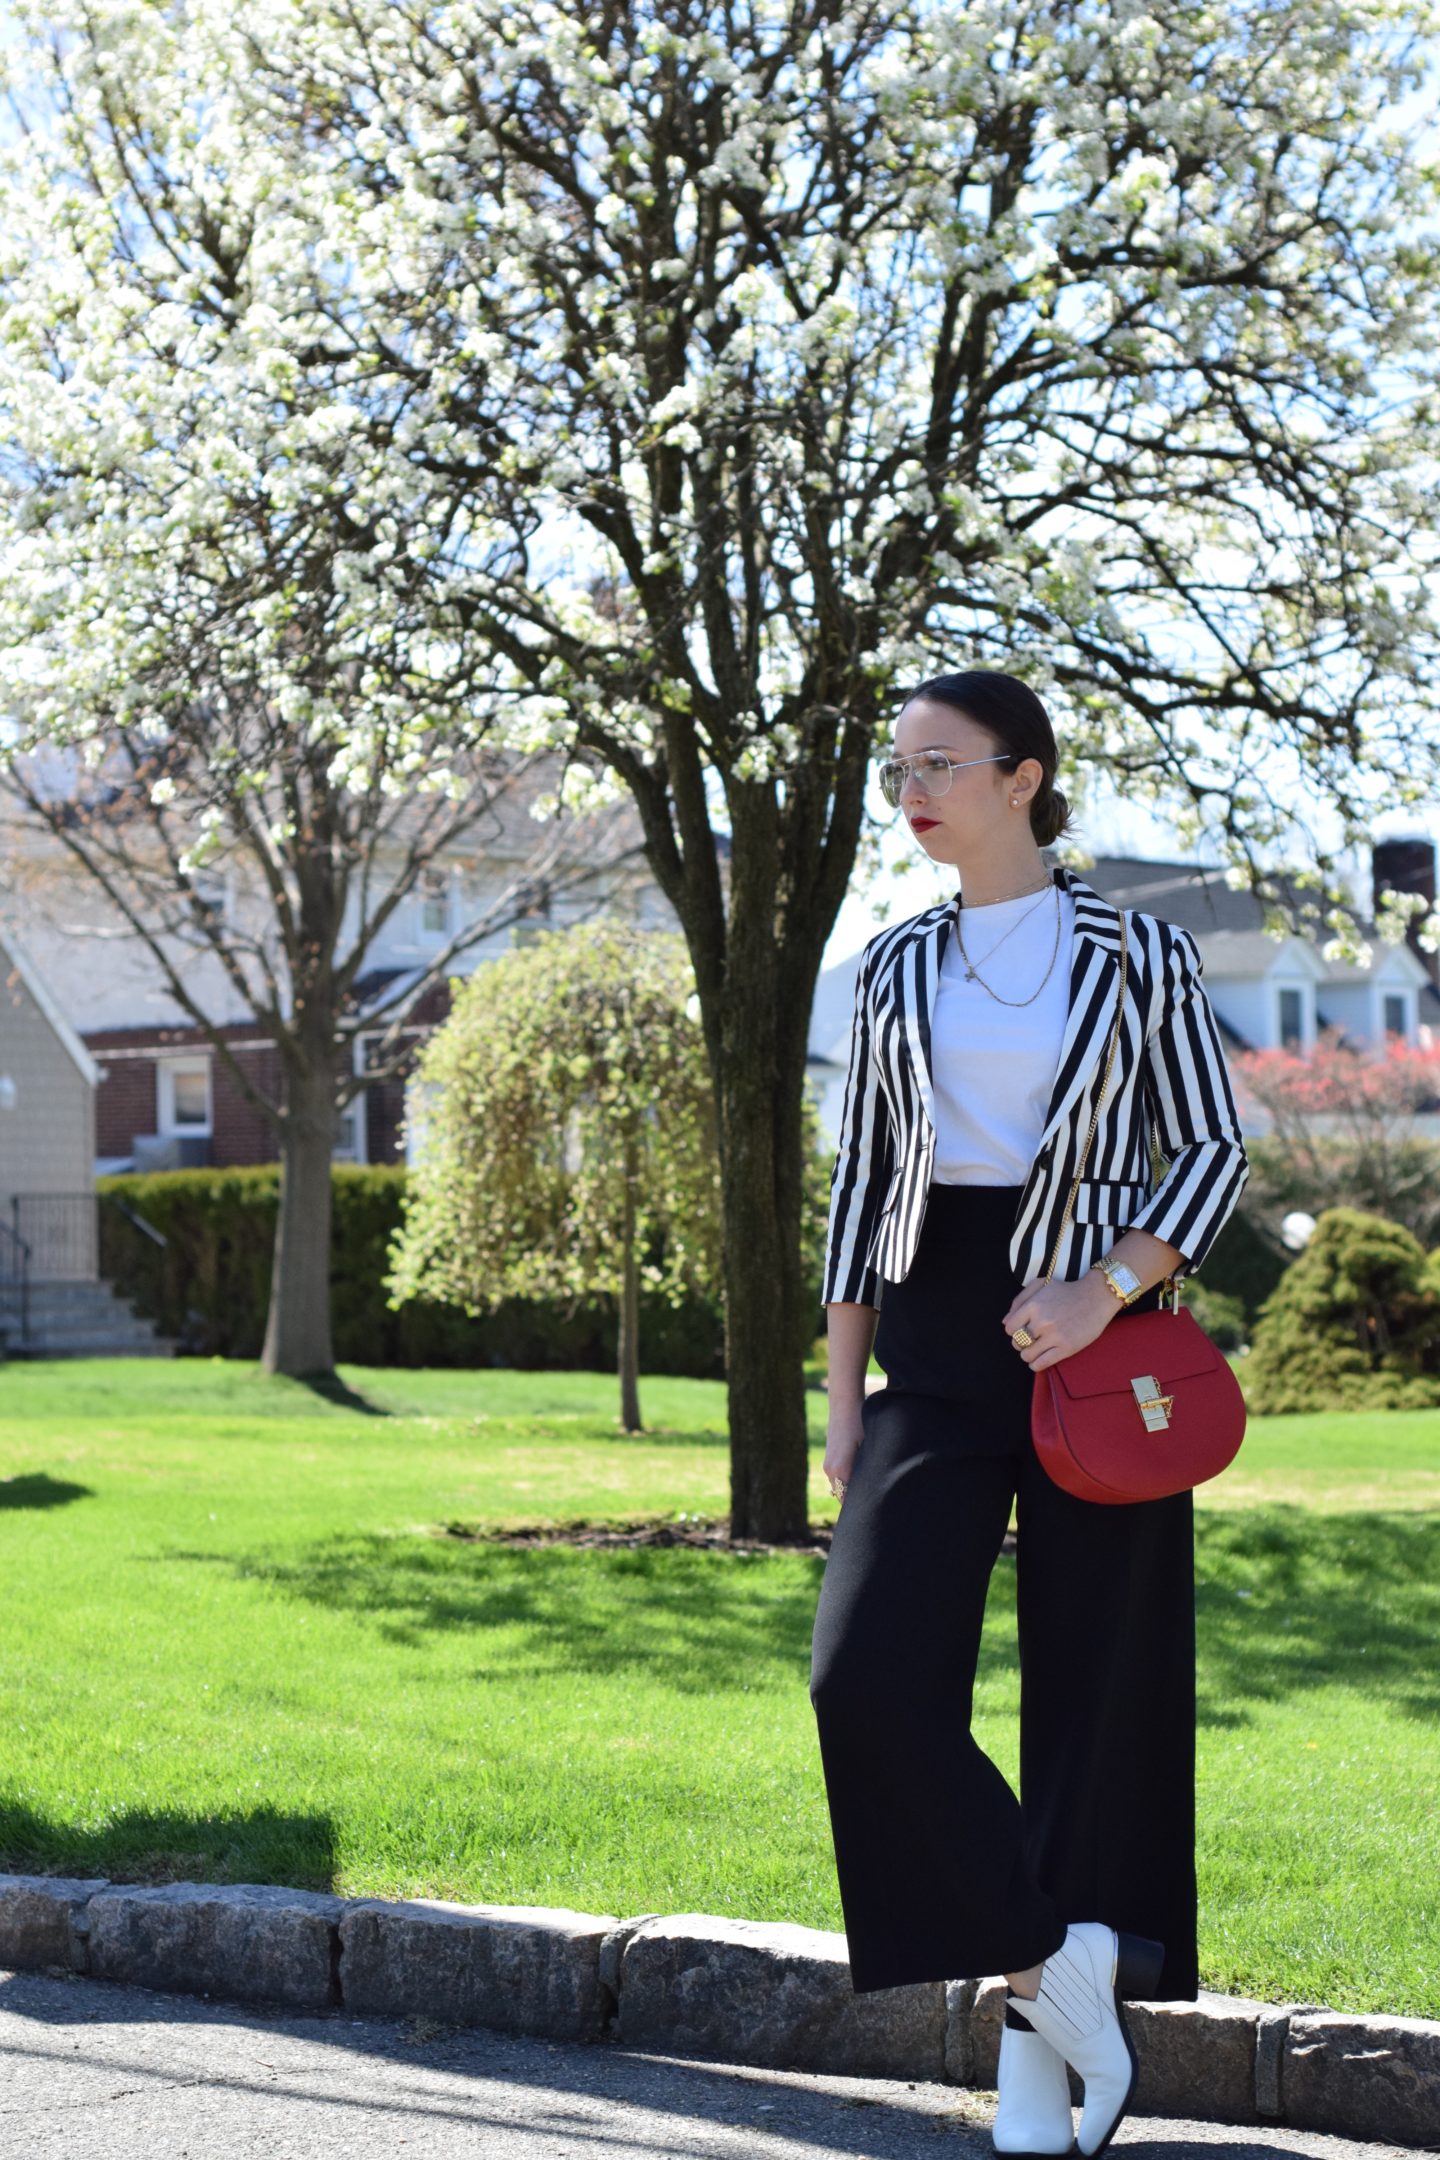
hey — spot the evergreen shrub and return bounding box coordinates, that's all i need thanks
[1241,1205,1440,1413]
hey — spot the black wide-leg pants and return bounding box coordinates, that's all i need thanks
[809,1184,1199,2000]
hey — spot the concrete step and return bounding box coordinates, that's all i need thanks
[0,1275,172,1359]
[19,1325,166,1351]
[15,1304,152,1333]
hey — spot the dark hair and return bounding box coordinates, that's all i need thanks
[901,668,1075,848]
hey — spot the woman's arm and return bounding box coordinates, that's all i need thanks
[821,945,895,1309]
[1122,920,1250,1279]
[823,1299,878,1492]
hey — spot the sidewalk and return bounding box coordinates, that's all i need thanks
[0,1966,1424,2160]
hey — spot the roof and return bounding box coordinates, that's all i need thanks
[0,928,101,1086]
[1079,852,1433,986]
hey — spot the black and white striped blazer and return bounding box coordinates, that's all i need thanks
[822,862,1250,1307]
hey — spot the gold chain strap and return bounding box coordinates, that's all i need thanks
[1042,905,1131,1287]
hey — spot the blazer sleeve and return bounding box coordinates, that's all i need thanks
[821,943,895,1308]
[1122,920,1250,1278]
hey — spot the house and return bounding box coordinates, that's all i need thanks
[0,929,100,1277]
[1,756,686,1175]
[804,838,1440,1148]
[1078,843,1440,1058]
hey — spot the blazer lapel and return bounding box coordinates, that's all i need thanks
[901,904,950,1131]
[1031,867,1125,1161]
[898,864,1124,1147]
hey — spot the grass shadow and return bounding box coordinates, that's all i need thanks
[1194,1505,1440,1729]
[0,1473,93,1511]
[297,1373,393,1418]
[169,1534,826,1690]
[175,1505,1440,1727]
[0,1799,338,1893]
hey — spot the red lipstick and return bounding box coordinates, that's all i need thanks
[911,816,940,832]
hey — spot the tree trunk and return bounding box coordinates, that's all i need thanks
[262,1055,337,1377]
[716,968,816,1542]
[618,1135,642,1433]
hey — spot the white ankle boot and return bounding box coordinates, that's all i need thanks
[992,1998,1075,2154]
[1003,1921,1164,2157]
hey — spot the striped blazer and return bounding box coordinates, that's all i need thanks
[822,863,1250,1307]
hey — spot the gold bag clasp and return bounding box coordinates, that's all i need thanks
[1131,1374,1175,1432]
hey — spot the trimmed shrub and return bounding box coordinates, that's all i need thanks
[1241,1205,1440,1414]
[97,1166,727,1373]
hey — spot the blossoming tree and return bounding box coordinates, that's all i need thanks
[4,0,1440,1527]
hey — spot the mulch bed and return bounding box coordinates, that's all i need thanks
[438,1518,1020,1557]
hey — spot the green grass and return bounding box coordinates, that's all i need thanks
[0,1359,1435,2020]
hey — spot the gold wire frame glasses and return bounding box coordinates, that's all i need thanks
[876,749,1011,809]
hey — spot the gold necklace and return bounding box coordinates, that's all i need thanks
[958,871,1052,908]
[952,885,1052,975]
[955,883,1064,1006]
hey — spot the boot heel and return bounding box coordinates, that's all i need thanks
[1114,1931,1165,2001]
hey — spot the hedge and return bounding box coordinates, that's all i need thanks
[96,1163,1274,1373]
[97,1166,728,1374]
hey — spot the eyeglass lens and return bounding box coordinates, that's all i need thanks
[878,751,953,806]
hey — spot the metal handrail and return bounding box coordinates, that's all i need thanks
[112,1201,168,1250]
[0,1215,31,1351]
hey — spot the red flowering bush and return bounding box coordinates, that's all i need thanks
[1232,1029,1440,1250]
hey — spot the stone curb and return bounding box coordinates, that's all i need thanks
[0,1876,1434,2148]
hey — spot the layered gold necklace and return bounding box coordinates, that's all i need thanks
[954,880,1063,1006]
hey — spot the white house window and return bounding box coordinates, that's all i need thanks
[1383,992,1408,1039]
[419,870,451,938]
[332,1098,364,1163]
[157,1059,212,1136]
[1277,986,1305,1050]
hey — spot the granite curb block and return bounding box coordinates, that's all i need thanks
[614,1912,946,2079]
[339,1897,619,2042]
[0,1875,1434,2147]
[88,1883,347,2010]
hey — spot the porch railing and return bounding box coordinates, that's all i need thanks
[8,1192,99,1283]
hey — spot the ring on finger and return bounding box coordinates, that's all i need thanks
[1010,1324,1034,1349]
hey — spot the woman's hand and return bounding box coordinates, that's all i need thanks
[823,1404,865,1502]
[1001,1270,1119,1372]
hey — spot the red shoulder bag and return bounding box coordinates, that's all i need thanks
[1029,906,1247,1505]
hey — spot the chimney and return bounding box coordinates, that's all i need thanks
[1372,836,1439,988]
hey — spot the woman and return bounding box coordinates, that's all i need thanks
[809,668,1249,2158]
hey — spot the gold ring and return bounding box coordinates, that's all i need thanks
[1011,1325,1034,1349]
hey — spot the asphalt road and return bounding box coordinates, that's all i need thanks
[0,1967,1423,2160]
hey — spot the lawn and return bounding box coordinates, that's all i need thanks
[0,1359,1435,2021]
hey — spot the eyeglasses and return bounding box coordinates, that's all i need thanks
[876,750,1011,809]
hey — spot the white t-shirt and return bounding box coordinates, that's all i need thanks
[931,881,1077,1185]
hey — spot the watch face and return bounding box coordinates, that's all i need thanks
[1108,1260,1142,1296]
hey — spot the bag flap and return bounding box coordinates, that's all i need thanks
[1049,1313,1228,1401]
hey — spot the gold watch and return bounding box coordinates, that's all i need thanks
[1092,1253,1143,1306]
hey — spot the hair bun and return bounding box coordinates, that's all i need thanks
[1034,784,1073,848]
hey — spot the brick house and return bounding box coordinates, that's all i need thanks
[1,760,688,1175]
